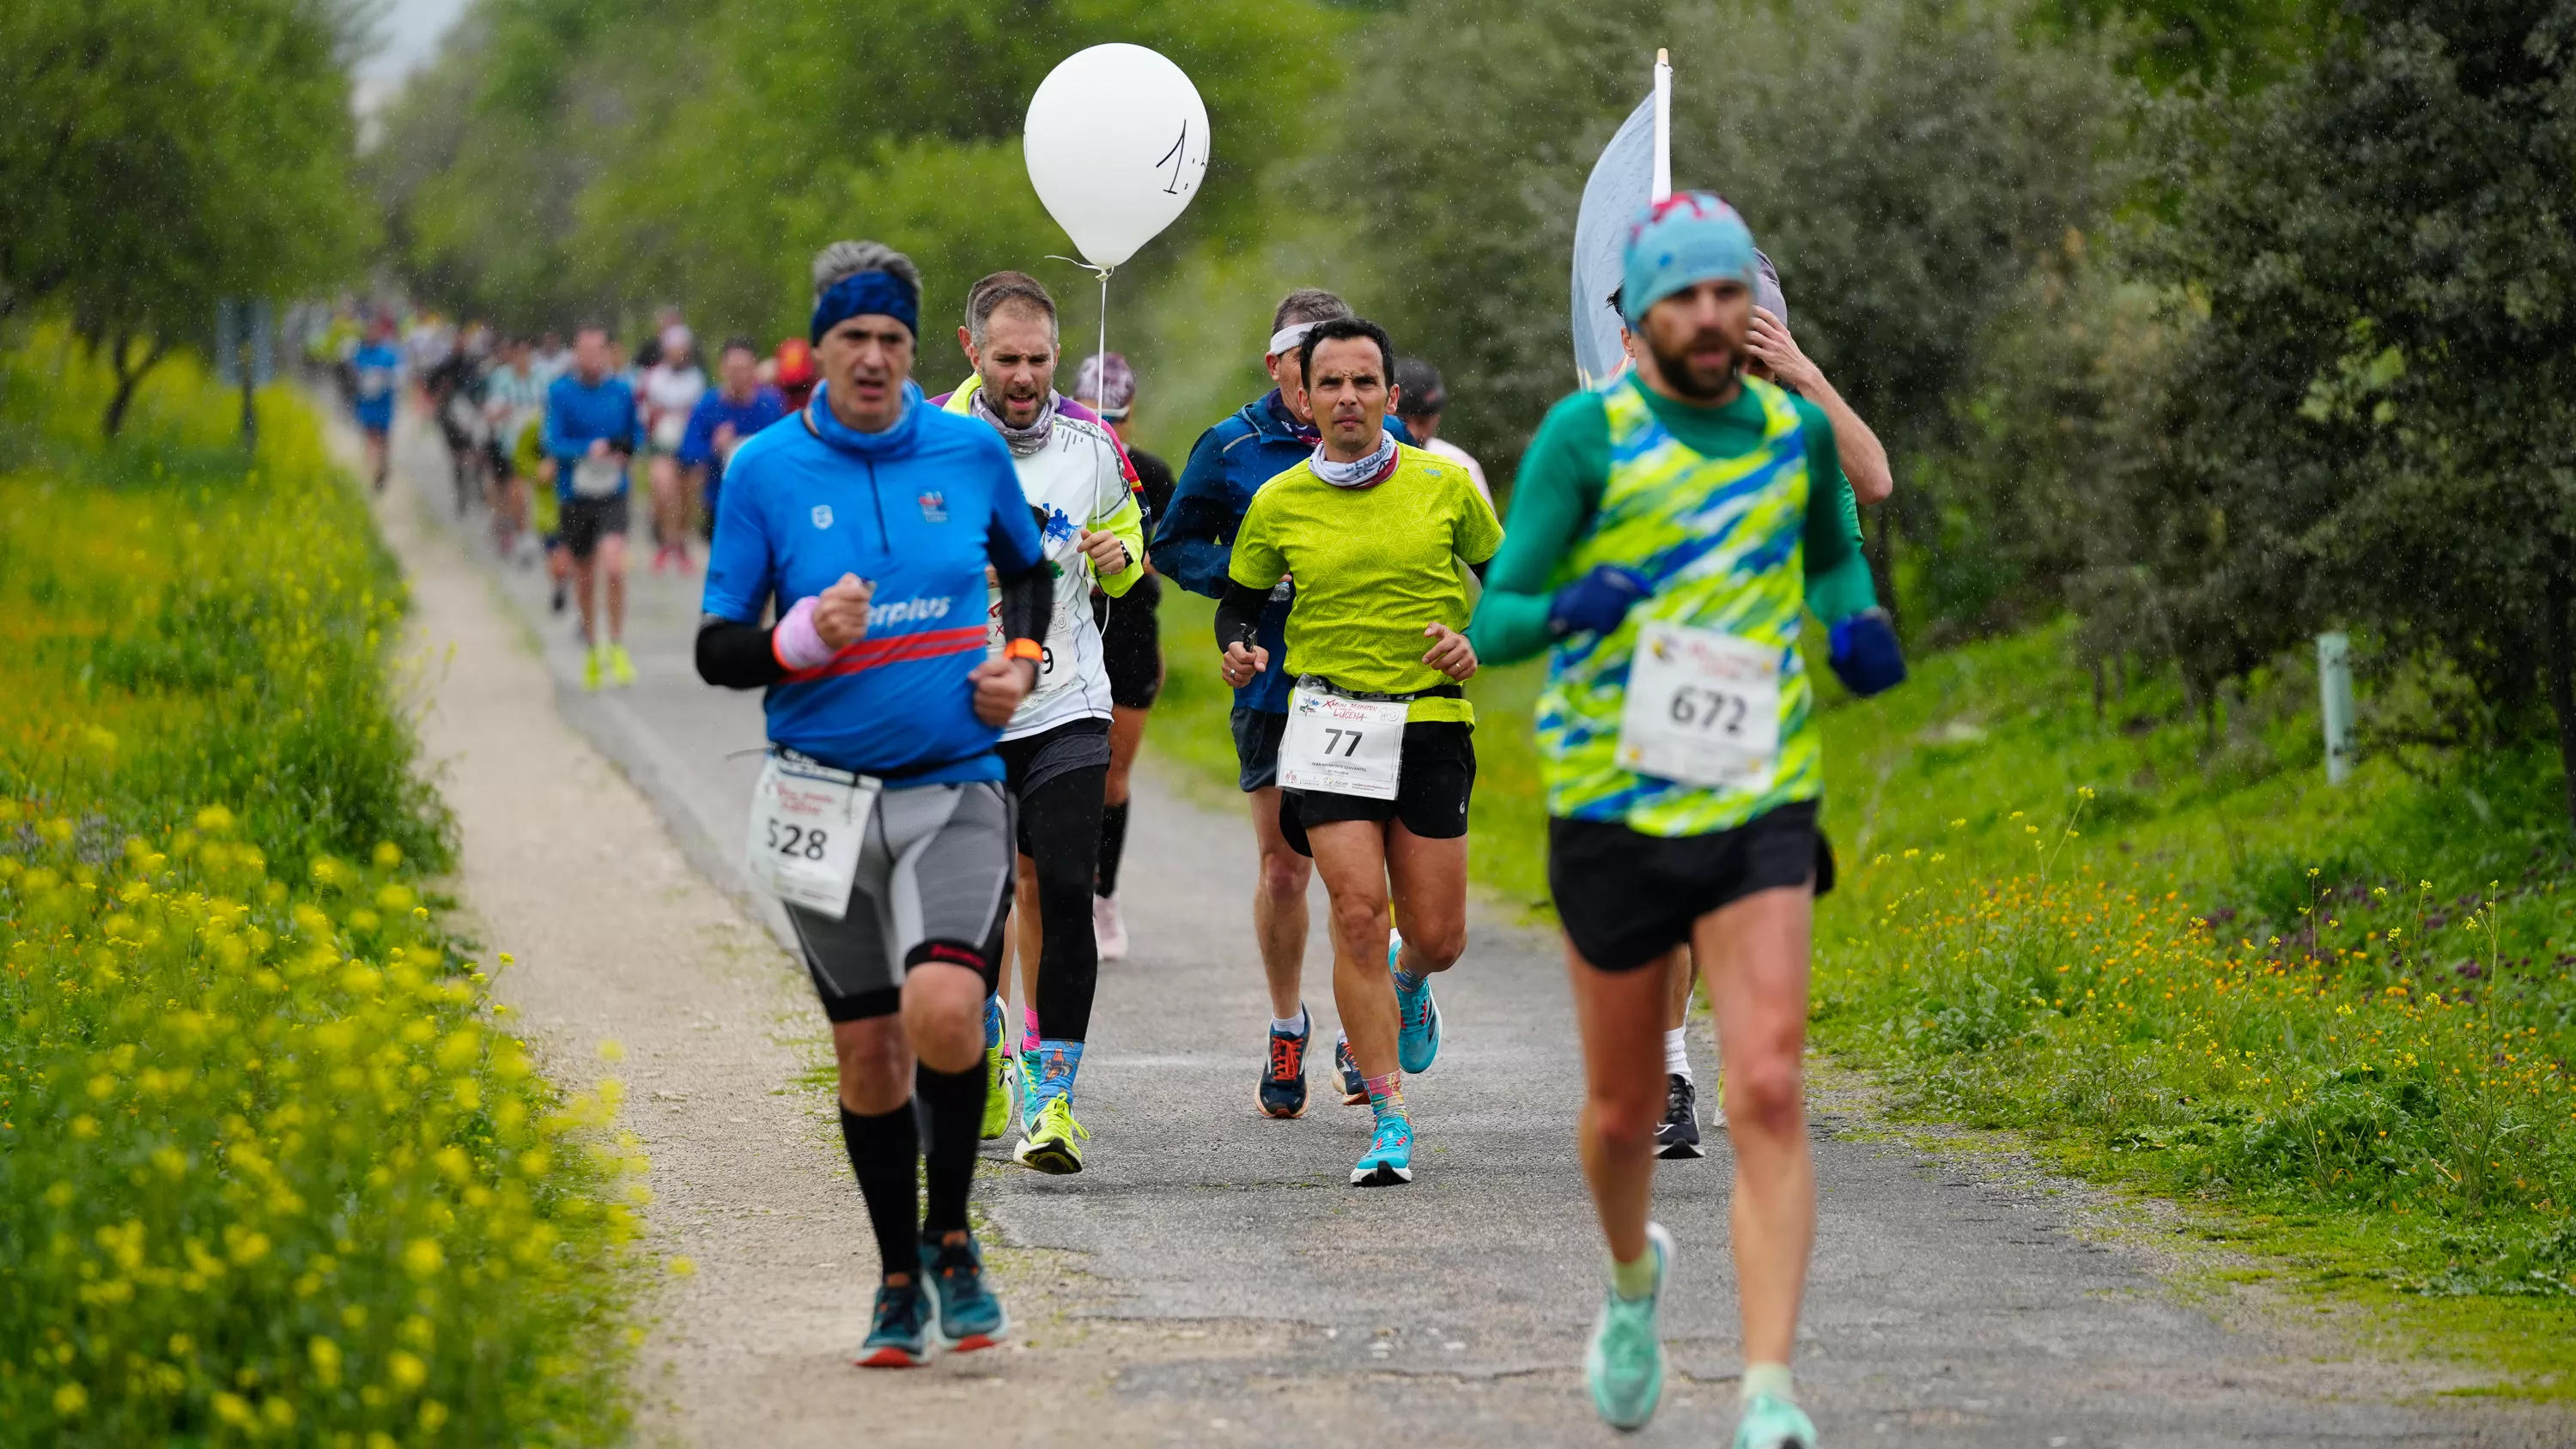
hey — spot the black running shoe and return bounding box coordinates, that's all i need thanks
[1656,1074,1703,1159]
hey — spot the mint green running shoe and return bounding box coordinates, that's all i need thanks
[1585,1221,1672,1429]
[1730,1389,1817,1449]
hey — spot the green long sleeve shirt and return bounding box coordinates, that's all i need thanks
[1470,380,1870,665]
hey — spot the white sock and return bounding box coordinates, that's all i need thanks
[1741,1361,1794,1404]
[1271,1008,1309,1037]
[1663,1027,1692,1082]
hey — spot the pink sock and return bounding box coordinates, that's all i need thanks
[1022,1005,1041,1055]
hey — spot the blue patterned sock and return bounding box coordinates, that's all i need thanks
[981,993,1003,1051]
[1029,1038,1084,1110]
[1392,967,1427,995]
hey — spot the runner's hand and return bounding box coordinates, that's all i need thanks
[586,438,610,459]
[812,573,874,648]
[970,655,1038,724]
[1076,526,1130,576]
[1221,641,1268,688]
[1746,308,1823,397]
[1422,623,1478,682]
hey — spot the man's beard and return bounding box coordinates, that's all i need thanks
[1648,332,1741,400]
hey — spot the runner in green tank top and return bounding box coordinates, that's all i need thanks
[1468,193,1905,1446]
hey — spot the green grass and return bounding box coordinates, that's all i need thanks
[0,332,644,1443]
[1153,591,2576,1391]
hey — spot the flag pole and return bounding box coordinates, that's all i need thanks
[1651,48,1672,203]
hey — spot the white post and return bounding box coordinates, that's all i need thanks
[1651,49,1672,203]
[2318,631,2354,785]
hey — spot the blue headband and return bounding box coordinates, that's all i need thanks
[1621,191,1759,327]
[810,270,919,344]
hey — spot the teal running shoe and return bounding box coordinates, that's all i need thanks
[918,1234,1009,1351]
[1585,1221,1673,1429]
[855,1282,932,1368]
[1389,929,1442,1074]
[1350,1113,1414,1187]
[1334,1034,1367,1106]
[1730,1390,1816,1448]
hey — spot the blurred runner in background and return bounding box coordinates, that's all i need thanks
[350,316,402,493]
[774,337,820,411]
[681,337,788,542]
[1391,358,1490,506]
[642,323,708,572]
[544,325,639,690]
[1071,351,1171,962]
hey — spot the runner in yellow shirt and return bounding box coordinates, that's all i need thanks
[1212,317,1501,1185]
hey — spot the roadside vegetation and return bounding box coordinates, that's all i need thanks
[0,337,644,1444]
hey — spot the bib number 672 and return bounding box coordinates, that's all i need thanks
[1666,686,1750,737]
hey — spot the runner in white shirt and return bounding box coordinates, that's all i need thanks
[641,324,709,573]
[934,270,1147,1174]
[480,338,546,562]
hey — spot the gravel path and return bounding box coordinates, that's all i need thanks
[365,408,2563,1446]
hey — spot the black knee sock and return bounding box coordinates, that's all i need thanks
[1096,799,1130,899]
[1025,765,1105,1040]
[839,1103,920,1281]
[914,1062,986,1239]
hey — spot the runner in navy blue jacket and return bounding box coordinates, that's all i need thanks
[1143,288,1410,1122]
[696,239,1048,1370]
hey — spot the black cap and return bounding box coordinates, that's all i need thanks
[1393,357,1446,416]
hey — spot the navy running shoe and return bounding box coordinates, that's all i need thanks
[1334,1034,1367,1106]
[1260,1012,1311,1119]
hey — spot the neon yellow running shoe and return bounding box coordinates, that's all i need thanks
[581,643,604,692]
[1012,1095,1089,1175]
[980,1043,1016,1141]
[606,641,636,687]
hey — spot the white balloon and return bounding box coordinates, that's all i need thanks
[1023,44,1211,270]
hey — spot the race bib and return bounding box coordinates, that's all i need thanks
[1616,620,1783,791]
[1279,686,1407,801]
[570,455,624,498]
[744,752,874,919]
[652,413,687,451]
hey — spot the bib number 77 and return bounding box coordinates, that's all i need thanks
[1279,688,1407,801]
[1615,620,1783,791]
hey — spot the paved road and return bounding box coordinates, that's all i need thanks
[394,413,2558,1446]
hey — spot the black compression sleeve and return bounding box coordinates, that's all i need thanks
[997,562,1053,646]
[1213,579,1268,653]
[696,614,788,688]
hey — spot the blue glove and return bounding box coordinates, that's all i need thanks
[1546,565,1654,638]
[1827,608,1906,698]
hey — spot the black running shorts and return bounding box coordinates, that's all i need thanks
[1548,800,1835,973]
[557,494,629,561]
[1091,574,1163,709]
[1280,721,1475,858]
[781,780,1015,1022]
[1230,706,1289,793]
[993,718,1111,857]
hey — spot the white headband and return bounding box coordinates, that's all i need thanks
[1266,321,1319,360]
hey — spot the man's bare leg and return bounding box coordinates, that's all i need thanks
[1248,785,1310,1020]
[1696,886,1816,1365]
[1568,942,1672,1265]
[598,533,628,644]
[1307,820,1395,1076]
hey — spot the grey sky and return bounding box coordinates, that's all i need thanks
[352,0,472,116]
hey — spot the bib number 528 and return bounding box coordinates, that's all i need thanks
[765,821,832,861]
